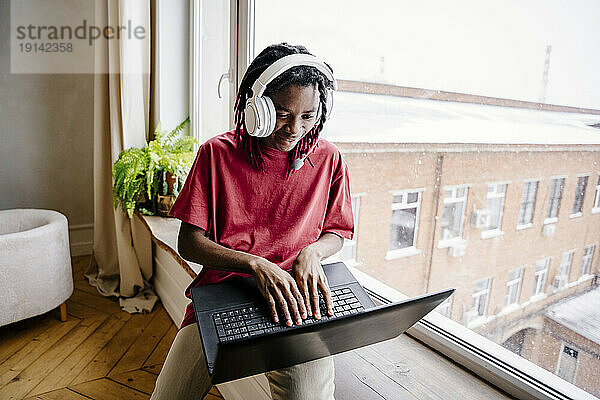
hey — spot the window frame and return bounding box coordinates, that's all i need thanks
[438,185,469,247]
[517,180,539,229]
[581,244,595,277]
[556,343,579,385]
[483,181,508,238]
[386,188,424,259]
[505,266,524,309]
[570,174,589,218]
[208,4,597,398]
[532,258,550,300]
[592,174,600,213]
[545,176,566,223]
[470,276,492,323]
[556,250,574,290]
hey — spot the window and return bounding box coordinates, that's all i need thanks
[505,267,523,307]
[436,294,453,318]
[486,183,507,231]
[581,245,595,277]
[190,0,232,143]
[440,187,468,241]
[471,277,492,320]
[388,190,422,253]
[245,2,600,397]
[556,344,578,384]
[517,181,538,227]
[546,178,565,221]
[532,259,549,298]
[555,250,574,289]
[325,196,361,264]
[593,175,600,212]
[571,176,588,216]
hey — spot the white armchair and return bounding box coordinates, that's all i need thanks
[0,209,74,326]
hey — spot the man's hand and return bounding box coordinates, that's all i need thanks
[250,257,307,326]
[292,246,333,320]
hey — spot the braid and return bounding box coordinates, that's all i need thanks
[233,43,334,175]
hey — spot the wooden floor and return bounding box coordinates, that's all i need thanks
[0,255,223,400]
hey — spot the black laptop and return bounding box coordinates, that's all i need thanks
[191,261,454,384]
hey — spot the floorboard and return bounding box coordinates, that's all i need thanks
[0,255,224,400]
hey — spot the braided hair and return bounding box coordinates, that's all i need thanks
[233,43,335,175]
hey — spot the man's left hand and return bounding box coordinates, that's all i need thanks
[292,246,333,320]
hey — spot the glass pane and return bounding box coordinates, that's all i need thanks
[441,202,463,239]
[389,207,417,250]
[253,2,600,396]
[200,1,231,138]
[407,192,418,203]
[486,197,503,230]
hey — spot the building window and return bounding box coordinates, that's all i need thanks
[518,181,538,226]
[436,294,453,318]
[571,176,588,216]
[532,259,549,297]
[505,267,523,307]
[441,186,468,240]
[325,195,360,264]
[556,344,578,384]
[581,245,595,277]
[486,183,507,231]
[471,277,492,318]
[593,175,600,212]
[555,250,574,289]
[547,178,565,220]
[389,190,421,251]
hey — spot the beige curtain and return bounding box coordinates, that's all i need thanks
[86,0,157,313]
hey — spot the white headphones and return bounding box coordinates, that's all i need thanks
[244,53,337,138]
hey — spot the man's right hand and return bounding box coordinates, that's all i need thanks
[249,257,307,326]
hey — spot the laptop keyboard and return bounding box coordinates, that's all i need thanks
[212,288,365,342]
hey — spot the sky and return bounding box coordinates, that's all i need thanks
[255,0,600,110]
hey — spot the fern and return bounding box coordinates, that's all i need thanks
[112,117,196,218]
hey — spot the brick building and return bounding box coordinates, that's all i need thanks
[324,86,600,393]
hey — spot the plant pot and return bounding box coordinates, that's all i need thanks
[165,171,176,195]
[156,194,177,217]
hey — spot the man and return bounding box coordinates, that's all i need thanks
[151,43,354,400]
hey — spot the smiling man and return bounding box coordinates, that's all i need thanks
[151,43,354,400]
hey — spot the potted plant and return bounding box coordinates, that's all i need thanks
[112,117,196,218]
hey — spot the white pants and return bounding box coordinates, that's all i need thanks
[151,324,335,400]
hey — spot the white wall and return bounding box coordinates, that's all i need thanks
[0,0,94,256]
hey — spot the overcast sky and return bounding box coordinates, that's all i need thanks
[255,0,600,110]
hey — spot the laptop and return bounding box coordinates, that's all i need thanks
[191,261,454,384]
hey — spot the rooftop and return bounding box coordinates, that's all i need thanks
[546,287,600,346]
[322,91,600,145]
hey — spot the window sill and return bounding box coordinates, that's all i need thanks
[344,260,362,268]
[346,265,593,400]
[577,274,595,283]
[481,229,504,239]
[569,212,582,219]
[498,303,520,316]
[528,293,548,304]
[516,223,533,231]
[543,217,558,225]
[551,284,568,293]
[467,314,495,329]
[437,237,465,249]
[385,247,421,260]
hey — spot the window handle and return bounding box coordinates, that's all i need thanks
[218,71,231,99]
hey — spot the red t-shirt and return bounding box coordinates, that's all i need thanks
[169,131,354,329]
